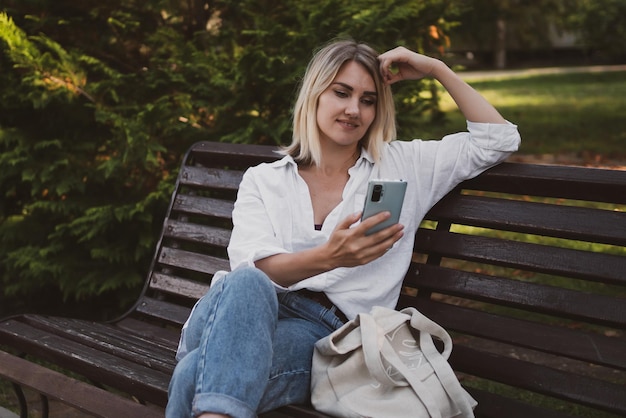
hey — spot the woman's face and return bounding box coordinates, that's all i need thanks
[316,60,377,150]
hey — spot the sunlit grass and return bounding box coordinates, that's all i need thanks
[418,71,626,159]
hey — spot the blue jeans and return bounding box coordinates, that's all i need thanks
[166,266,345,418]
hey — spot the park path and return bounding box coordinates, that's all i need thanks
[460,63,626,81]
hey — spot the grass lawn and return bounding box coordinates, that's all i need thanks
[418,70,626,160]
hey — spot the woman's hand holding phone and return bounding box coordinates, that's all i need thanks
[256,211,403,287]
[323,210,404,269]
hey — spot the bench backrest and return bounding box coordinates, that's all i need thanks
[401,160,626,416]
[131,142,277,326]
[133,141,626,416]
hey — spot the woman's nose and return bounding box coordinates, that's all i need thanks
[345,99,359,118]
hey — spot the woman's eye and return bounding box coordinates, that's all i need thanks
[361,98,376,106]
[334,90,348,98]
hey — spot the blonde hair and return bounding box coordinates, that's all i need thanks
[282,39,396,165]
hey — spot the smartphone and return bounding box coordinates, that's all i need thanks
[361,179,407,236]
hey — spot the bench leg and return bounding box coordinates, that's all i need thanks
[4,350,50,418]
[11,381,27,418]
[39,392,49,418]
[0,350,163,418]
[9,377,51,418]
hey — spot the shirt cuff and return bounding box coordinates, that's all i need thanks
[466,120,521,152]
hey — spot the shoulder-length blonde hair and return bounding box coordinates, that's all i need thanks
[281,39,396,166]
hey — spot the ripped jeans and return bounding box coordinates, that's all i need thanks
[166,266,345,418]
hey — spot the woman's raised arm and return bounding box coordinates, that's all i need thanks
[378,47,507,124]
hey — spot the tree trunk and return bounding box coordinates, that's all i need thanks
[494,16,507,69]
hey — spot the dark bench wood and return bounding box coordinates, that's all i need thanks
[1,141,625,417]
[0,350,163,418]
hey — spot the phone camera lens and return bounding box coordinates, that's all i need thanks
[372,184,383,202]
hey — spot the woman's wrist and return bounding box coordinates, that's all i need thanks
[428,58,453,81]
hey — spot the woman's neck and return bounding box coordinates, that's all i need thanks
[304,145,360,177]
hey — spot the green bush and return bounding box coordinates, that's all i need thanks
[0,0,463,317]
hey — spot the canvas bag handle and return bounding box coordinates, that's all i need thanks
[360,308,475,417]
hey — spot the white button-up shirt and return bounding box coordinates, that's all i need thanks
[221,121,520,320]
[176,121,520,360]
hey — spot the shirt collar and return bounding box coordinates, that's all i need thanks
[274,154,297,168]
[359,147,375,164]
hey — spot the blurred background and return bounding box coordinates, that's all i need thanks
[0,0,624,319]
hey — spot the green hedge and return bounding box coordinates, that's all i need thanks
[0,0,462,317]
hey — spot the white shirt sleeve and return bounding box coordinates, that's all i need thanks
[227,166,290,274]
[382,120,520,211]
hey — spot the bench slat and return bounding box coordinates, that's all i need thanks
[150,272,211,300]
[18,315,176,373]
[164,219,231,248]
[27,315,177,353]
[400,297,626,370]
[406,264,625,327]
[414,229,626,285]
[0,351,163,418]
[179,166,244,191]
[115,316,182,345]
[135,296,192,326]
[158,246,230,275]
[427,194,626,246]
[0,318,170,406]
[172,194,234,220]
[451,345,626,415]
[262,406,331,417]
[188,141,279,169]
[468,388,577,418]
[462,163,626,204]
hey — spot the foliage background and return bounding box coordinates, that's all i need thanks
[0,0,623,318]
[0,0,465,318]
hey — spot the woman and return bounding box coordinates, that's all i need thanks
[166,39,520,418]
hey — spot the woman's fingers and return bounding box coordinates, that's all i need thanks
[327,212,404,267]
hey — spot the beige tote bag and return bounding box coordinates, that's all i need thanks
[311,306,477,418]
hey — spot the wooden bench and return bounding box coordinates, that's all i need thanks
[0,350,163,418]
[1,141,625,418]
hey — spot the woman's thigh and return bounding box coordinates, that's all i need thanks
[258,316,330,412]
[258,293,342,412]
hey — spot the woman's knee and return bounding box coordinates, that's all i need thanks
[178,267,275,357]
[224,266,276,299]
